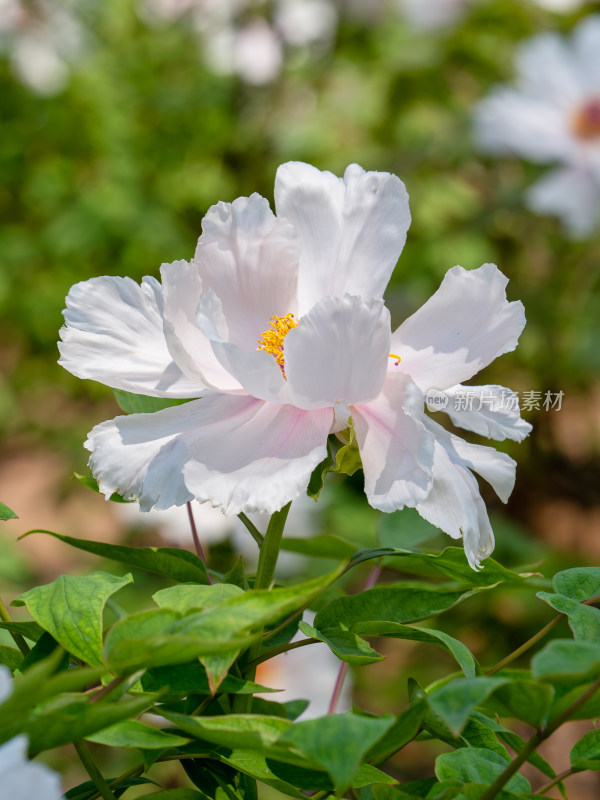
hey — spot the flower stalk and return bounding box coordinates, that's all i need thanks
[73,740,118,800]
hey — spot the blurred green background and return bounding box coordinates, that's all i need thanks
[1,0,600,795]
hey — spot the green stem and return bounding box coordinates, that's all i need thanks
[485,616,561,676]
[238,513,264,546]
[478,674,600,800]
[90,675,125,703]
[73,740,118,800]
[537,767,580,795]
[246,637,318,669]
[0,596,30,657]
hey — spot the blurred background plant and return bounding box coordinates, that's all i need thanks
[1,0,600,796]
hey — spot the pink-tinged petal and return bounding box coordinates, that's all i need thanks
[415,420,514,569]
[352,373,434,511]
[59,275,205,397]
[285,295,391,409]
[437,384,532,442]
[391,264,525,392]
[274,162,410,314]
[193,193,300,347]
[208,341,289,404]
[160,261,241,392]
[87,395,332,515]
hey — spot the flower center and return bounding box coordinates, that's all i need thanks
[573,98,600,140]
[257,313,298,374]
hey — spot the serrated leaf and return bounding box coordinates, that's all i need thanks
[552,568,600,602]
[22,530,208,583]
[0,502,17,520]
[570,728,600,770]
[112,388,189,414]
[277,712,395,794]
[435,749,531,793]
[532,639,600,684]
[537,591,600,640]
[86,719,190,749]
[13,571,133,667]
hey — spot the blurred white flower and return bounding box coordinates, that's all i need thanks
[530,0,587,11]
[474,15,600,237]
[396,0,474,31]
[0,0,85,96]
[255,612,351,718]
[0,667,64,800]
[136,0,337,84]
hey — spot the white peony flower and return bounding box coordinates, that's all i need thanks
[395,0,474,31]
[474,15,600,237]
[0,667,64,800]
[59,161,528,568]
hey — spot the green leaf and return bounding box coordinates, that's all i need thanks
[299,621,384,665]
[378,509,440,550]
[481,680,554,728]
[65,777,156,800]
[314,584,484,632]
[141,662,275,696]
[86,719,191,749]
[277,712,395,794]
[428,677,507,735]
[306,442,334,500]
[218,750,307,798]
[0,502,17,520]
[532,639,600,684]
[553,568,600,602]
[348,622,477,678]
[200,650,240,695]
[331,419,362,477]
[141,792,210,800]
[26,693,155,752]
[0,621,45,642]
[74,473,128,503]
[435,749,531,793]
[366,701,427,762]
[112,388,190,414]
[0,644,23,670]
[570,728,600,770]
[22,530,209,584]
[153,583,244,612]
[13,571,133,667]
[279,535,357,559]
[537,591,600,640]
[160,712,292,751]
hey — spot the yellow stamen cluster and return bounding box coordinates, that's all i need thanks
[257,313,298,368]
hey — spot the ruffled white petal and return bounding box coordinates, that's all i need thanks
[285,295,391,409]
[86,395,332,515]
[526,166,600,238]
[352,373,434,511]
[451,434,517,504]
[58,276,205,397]
[274,162,410,314]
[160,261,241,392]
[437,384,532,442]
[391,264,525,392]
[193,193,300,346]
[0,736,64,799]
[415,426,495,570]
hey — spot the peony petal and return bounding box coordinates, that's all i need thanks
[574,16,600,95]
[59,276,205,397]
[193,193,300,347]
[415,423,496,570]
[526,167,600,238]
[435,384,532,442]
[285,294,391,409]
[451,435,517,504]
[160,261,241,392]
[352,373,434,511]
[87,395,332,515]
[274,162,410,314]
[391,264,525,392]
[516,31,583,107]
